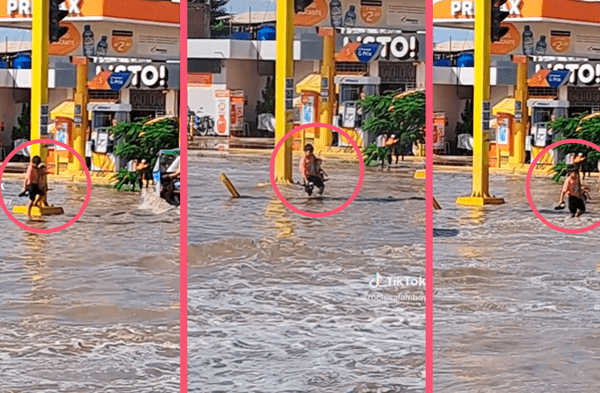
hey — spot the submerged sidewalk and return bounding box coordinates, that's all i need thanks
[190,145,566,178]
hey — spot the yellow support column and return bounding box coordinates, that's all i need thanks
[509,55,529,166]
[317,27,335,148]
[274,0,294,183]
[68,57,89,172]
[31,0,50,160]
[457,0,504,206]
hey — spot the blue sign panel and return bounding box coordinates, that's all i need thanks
[355,43,381,63]
[108,72,132,91]
[546,70,570,88]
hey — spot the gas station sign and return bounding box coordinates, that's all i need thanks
[90,62,179,89]
[434,0,600,57]
[535,62,600,86]
[0,0,179,60]
[295,0,425,29]
[340,32,426,61]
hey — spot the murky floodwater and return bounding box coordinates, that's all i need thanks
[433,172,600,392]
[0,179,180,392]
[188,154,426,392]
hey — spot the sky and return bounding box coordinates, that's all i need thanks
[0,28,30,42]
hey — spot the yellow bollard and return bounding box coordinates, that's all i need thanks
[220,173,241,198]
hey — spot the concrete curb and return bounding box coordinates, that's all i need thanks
[2,172,116,186]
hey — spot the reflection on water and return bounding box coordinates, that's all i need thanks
[434,173,600,391]
[0,180,180,392]
[188,156,425,392]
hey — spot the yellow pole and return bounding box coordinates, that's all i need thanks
[510,56,529,166]
[456,0,504,206]
[317,28,335,148]
[68,57,88,172]
[31,0,49,160]
[274,0,294,183]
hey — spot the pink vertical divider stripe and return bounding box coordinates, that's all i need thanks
[179,1,188,392]
[425,0,433,392]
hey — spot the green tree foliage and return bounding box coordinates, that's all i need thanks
[358,93,395,137]
[549,113,600,182]
[389,90,426,147]
[12,103,30,141]
[111,118,179,191]
[362,144,391,168]
[456,99,473,136]
[358,90,426,165]
[210,0,230,29]
[256,76,275,115]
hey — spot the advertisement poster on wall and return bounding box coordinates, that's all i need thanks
[215,90,231,137]
[1,0,179,60]
[295,0,425,30]
[497,120,509,146]
[47,22,179,60]
[230,94,245,132]
[433,114,446,149]
[301,96,316,125]
[55,122,69,150]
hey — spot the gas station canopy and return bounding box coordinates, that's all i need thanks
[433,0,600,58]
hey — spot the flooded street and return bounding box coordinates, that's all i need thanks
[188,155,426,392]
[433,172,600,391]
[0,180,180,392]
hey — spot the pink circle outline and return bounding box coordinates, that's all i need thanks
[0,139,92,233]
[269,122,365,218]
[526,138,600,234]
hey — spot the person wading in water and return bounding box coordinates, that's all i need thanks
[21,155,43,218]
[299,144,326,196]
[557,167,586,217]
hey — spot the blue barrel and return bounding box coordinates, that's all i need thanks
[433,59,452,67]
[0,59,8,69]
[257,26,276,41]
[232,32,252,40]
[13,53,31,69]
[457,53,474,67]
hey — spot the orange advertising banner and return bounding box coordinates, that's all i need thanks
[434,0,600,25]
[295,0,425,29]
[48,22,81,56]
[0,0,178,24]
[490,23,521,55]
[188,73,213,87]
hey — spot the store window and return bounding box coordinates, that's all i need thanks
[130,90,166,120]
[567,87,599,116]
[379,62,416,94]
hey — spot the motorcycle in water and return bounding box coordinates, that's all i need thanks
[192,113,216,136]
[152,148,181,207]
